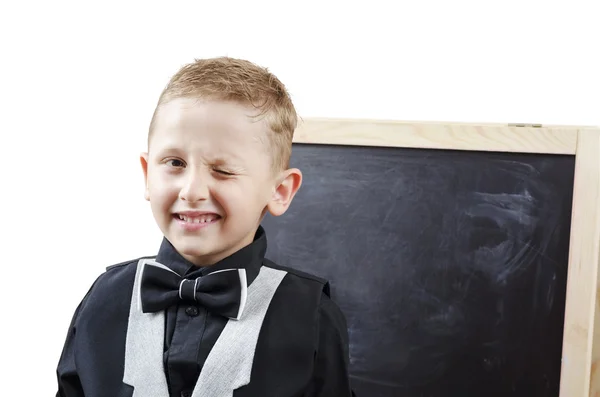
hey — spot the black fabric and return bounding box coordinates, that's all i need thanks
[140,264,244,319]
[157,227,266,396]
[55,226,356,397]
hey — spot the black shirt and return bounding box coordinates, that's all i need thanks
[56,226,356,397]
[157,228,265,397]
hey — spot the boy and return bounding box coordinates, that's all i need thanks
[55,57,356,397]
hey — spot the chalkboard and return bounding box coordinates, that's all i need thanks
[261,143,576,397]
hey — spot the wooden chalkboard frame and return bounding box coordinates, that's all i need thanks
[293,118,600,397]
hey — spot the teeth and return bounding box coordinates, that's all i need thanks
[177,214,217,223]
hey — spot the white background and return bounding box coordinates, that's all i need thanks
[1,0,598,393]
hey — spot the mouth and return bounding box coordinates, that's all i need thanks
[173,212,222,224]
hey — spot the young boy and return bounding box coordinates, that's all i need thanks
[55,57,355,397]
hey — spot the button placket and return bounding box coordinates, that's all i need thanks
[185,305,199,317]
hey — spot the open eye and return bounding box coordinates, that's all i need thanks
[165,159,186,168]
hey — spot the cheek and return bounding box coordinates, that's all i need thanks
[213,180,268,209]
[210,183,242,208]
[149,181,179,208]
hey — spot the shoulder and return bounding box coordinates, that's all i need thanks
[263,260,347,330]
[105,255,155,272]
[261,258,347,330]
[97,255,159,288]
[78,256,153,314]
[318,291,349,333]
[263,258,331,296]
[97,256,149,287]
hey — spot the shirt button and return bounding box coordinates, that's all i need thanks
[185,306,199,317]
[181,391,192,397]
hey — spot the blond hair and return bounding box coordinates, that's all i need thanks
[148,57,298,172]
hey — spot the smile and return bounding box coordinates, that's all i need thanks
[175,213,221,223]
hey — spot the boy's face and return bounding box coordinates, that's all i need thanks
[141,98,301,266]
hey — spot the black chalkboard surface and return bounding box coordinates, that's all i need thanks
[261,143,576,397]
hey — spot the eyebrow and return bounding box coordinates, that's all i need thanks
[154,146,245,165]
[210,156,246,168]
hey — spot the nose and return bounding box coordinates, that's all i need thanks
[179,167,209,202]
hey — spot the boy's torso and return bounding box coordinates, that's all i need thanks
[73,257,328,397]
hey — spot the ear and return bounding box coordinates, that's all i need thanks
[267,168,303,217]
[140,152,150,201]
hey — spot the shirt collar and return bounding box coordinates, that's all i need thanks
[155,225,267,286]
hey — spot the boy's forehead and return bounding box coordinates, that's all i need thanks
[149,98,271,160]
[154,97,264,130]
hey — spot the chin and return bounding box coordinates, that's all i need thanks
[173,241,211,256]
[179,250,217,266]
